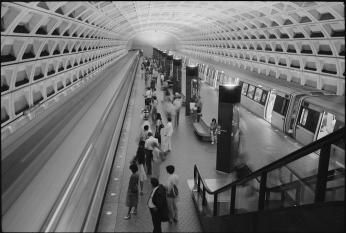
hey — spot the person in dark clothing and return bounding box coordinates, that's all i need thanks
[135,140,147,195]
[154,113,164,144]
[148,178,169,233]
[124,164,139,219]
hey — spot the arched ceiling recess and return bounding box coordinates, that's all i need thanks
[0,1,345,128]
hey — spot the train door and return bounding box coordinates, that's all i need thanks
[271,93,290,131]
[264,91,276,123]
[285,94,306,137]
[316,110,344,170]
[295,102,323,145]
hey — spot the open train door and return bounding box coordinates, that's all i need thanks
[264,91,276,123]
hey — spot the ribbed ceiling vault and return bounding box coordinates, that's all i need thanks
[1,1,345,127]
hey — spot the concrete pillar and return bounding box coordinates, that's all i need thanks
[165,53,173,80]
[162,51,167,76]
[173,58,182,94]
[185,65,199,116]
[216,85,242,173]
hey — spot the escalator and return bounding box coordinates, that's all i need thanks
[188,127,345,232]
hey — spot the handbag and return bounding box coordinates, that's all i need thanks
[159,150,166,161]
[167,184,178,198]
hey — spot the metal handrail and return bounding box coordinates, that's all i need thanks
[267,167,344,193]
[193,126,345,216]
[195,127,344,195]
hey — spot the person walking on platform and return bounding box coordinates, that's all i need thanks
[167,103,176,127]
[141,65,145,79]
[165,165,179,223]
[165,117,174,152]
[155,113,164,144]
[148,178,169,233]
[134,140,147,195]
[152,142,162,179]
[196,96,203,123]
[160,73,164,86]
[209,118,218,145]
[160,124,168,153]
[145,132,159,176]
[124,164,139,219]
[173,93,182,127]
[151,96,158,121]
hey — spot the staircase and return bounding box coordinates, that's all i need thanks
[187,127,345,232]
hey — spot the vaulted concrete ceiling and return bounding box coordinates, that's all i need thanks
[1,1,345,127]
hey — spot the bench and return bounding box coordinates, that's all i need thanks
[192,119,211,141]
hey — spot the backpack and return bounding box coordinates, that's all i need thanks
[167,184,178,198]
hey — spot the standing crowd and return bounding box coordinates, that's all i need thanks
[124,57,181,233]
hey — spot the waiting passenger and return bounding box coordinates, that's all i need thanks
[124,163,139,219]
[148,178,169,233]
[144,87,152,111]
[139,125,150,144]
[173,93,182,127]
[209,118,218,144]
[160,73,164,85]
[165,165,179,224]
[152,142,162,179]
[145,132,159,176]
[155,113,164,144]
[135,140,147,195]
[151,96,158,121]
[196,96,203,122]
[165,117,174,153]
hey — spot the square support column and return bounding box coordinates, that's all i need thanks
[216,85,242,173]
[173,58,182,94]
[165,53,173,81]
[185,65,199,116]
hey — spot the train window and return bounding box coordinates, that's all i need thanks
[260,90,268,105]
[273,95,289,116]
[254,88,263,102]
[298,107,321,132]
[241,83,249,95]
[247,85,255,99]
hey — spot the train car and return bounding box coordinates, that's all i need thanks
[295,95,344,166]
[238,76,326,136]
[183,56,342,146]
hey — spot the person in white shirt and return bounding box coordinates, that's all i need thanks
[160,73,164,86]
[173,94,182,127]
[151,142,162,179]
[145,132,159,176]
[144,87,152,111]
[165,117,174,152]
[165,165,179,223]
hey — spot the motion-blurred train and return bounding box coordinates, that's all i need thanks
[197,62,345,167]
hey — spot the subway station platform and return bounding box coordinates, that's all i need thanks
[95,58,313,232]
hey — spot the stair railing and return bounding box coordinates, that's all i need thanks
[193,127,345,216]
